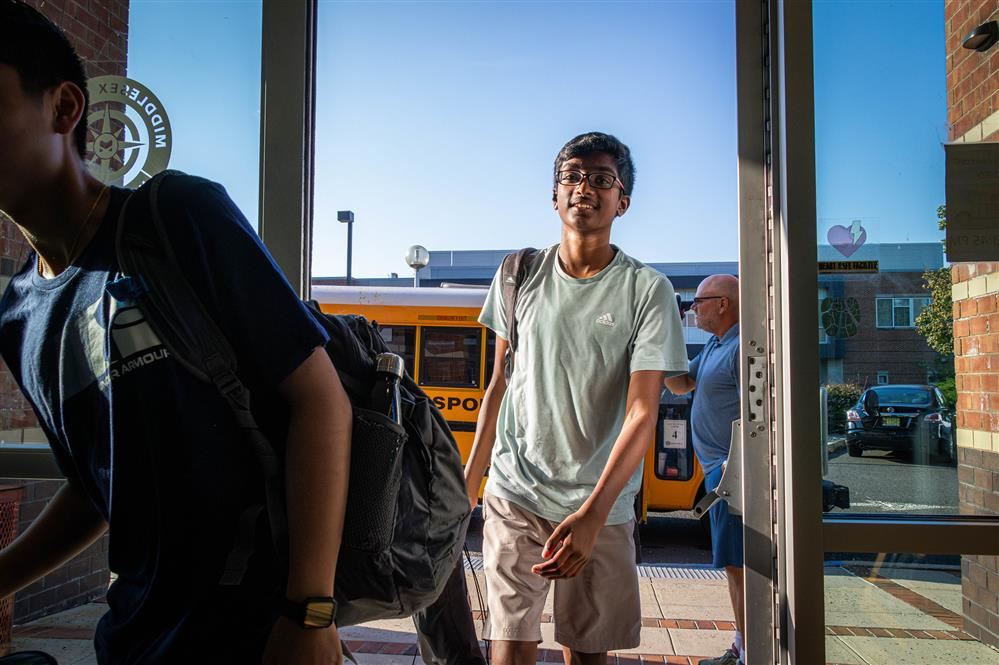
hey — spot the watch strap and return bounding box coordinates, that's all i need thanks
[280,596,337,629]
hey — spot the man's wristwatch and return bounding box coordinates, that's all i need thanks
[280,596,337,629]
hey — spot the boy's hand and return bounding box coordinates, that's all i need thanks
[262,617,343,665]
[464,472,481,512]
[531,510,603,579]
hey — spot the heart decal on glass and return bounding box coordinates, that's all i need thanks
[827,220,867,258]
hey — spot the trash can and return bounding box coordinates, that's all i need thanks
[0,486,24,656]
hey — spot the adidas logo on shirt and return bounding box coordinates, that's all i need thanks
[596,313,615,327]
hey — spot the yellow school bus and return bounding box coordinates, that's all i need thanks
[313,285,705,523]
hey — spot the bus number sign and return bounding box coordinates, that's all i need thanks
[662,419,686,449]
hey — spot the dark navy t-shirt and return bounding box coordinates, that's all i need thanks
[0,177,328,664]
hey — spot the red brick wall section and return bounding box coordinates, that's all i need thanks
[0,0,130,626]
[952,263,999,435]
[947,1,999,648]
[952,261,999,648]
[946,0,999,141]
[10,481,109,623]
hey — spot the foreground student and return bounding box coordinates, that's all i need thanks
[0,2,351,662]
[464,132,688,664]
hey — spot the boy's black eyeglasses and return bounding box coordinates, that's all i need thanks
[691,296,726,308]
[556,170,624,190]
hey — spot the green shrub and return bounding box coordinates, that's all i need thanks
[934,377,956,406]
[825,383,863,434]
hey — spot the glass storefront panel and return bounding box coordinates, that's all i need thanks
[124,1,262,217]
[0,1,262,445]
[0,0,268,644]
[812,0,965,516]
[824,552,999,664]
[312,1,738,288]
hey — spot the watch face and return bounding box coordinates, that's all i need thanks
[302,599,336,628]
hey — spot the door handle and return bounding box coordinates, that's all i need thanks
[692,420,743,517]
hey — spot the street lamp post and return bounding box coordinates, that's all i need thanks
[338,210,354,285]
[406,245,430,288]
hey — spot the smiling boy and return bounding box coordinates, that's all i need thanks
[463,132,688,665]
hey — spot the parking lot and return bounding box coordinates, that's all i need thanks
[825,447,960,515]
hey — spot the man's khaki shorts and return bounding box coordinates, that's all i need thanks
[481,493,641,653]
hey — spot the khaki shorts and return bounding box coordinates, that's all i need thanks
[481,492,641,653]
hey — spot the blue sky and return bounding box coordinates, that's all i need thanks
[126,0,946,279]
[813,0,947,254]
[128,1,262,224]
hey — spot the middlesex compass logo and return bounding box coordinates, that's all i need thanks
[85,75,173,188]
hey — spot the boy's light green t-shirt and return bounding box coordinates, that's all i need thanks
[478,244,689,525]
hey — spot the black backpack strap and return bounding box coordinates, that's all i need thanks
[114,170,286,585]
[499,247,538,381]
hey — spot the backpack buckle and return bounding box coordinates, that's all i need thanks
[204,354,246,402]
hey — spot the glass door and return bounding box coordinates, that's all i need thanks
[745,1,999,663]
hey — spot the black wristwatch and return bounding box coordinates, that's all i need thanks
[280,596,337,629]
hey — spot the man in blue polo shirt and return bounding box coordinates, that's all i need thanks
[665,274,743,665]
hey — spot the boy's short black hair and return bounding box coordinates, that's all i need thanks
[0,0,89,159]
[554,132,636,196]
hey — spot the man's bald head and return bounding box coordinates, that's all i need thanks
[700,274,739,306]
[693,274,739,336]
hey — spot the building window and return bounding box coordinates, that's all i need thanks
[877,371,889,385]
[875,296,931,329]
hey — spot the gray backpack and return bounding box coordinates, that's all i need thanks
[114,170,471,627]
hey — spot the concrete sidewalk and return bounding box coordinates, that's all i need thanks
[8,562,999,664]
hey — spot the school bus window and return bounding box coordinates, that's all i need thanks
[378,326,416,377]
[420,327,481,388]
[484,330,496,386]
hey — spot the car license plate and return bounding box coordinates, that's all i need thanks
[882,416,901,427]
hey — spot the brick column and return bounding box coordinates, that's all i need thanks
[953,266,999,647]
[946,0,999,649]
[0,0,129,624]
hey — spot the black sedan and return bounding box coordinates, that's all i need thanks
[845,384,956,464]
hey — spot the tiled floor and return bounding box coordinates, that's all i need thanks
[7,565,999,664]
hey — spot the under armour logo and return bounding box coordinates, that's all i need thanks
[596,313,615,327]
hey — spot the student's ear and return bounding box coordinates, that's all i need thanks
[616,194,631,217]
[51,81,86,138]
[552,188,558,209]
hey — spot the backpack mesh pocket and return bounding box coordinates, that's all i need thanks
[341,408,407,552]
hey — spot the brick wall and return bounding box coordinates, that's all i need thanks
[947,0,999,649]
[0,0,130,624]
[953,265,999,647]
[10,482,110,623]
[953,264,999,436]
[947,0,999,142]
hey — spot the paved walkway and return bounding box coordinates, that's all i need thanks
[7,563,999,664]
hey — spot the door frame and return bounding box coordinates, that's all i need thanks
[736,1,826,663]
